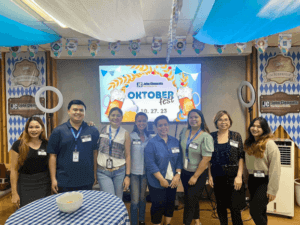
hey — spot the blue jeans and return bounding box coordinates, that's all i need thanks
[96,165,125,199]
[130,174,147,225]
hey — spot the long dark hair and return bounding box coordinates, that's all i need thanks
[244,117,273,158]
[187,109,210,133]
[132,112,149,137]
[17,117,47,169]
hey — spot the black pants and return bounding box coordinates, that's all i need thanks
[181,169,208,225]
[148,184,177,224]
[213,176,244,225]
[248,175,269,225]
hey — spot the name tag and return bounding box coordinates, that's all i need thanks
[73,152,79,162]
[254,170,265,178]
[106,158,113,169]
[38,150,47,156]
[171,147,180,153]
[230,140,239,148]
[100,134,109,138]
[133,141,141,145]
[81,135,92,142]
[189,142,198,150]
[184,158,189,168]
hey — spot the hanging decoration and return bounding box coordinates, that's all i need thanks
[88,40,100,57]
[109,41,121,56]
[192,37,205,55]
[234,43,247,54]
[255,37,268,53]
[27,45,39,58]
[129,39,141,56]
[65,38,78,56]
[9,46,21,58]
[278,34,292,54]
[214,44,226,54]
[174,36,186,55]
[50,39,63,58]
[166,0,183,63]
[151,37,162,55]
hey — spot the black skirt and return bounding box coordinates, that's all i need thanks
[18,171,51,207]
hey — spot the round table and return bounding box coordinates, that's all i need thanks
[5,190,130,225]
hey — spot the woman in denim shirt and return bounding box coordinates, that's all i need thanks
[145,115,182,225]
[130,112,151,225]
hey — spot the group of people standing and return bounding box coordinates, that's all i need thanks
[10,99,281,225]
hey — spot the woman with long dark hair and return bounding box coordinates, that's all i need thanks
[244,117,281,225]
[130,112,150,225]
[10,117,51,208]
[179,109,214,225]
[208,110,246,225]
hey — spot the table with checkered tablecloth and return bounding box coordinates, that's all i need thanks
[5,190,130,225]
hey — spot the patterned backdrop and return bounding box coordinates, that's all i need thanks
[5,52,47,151]
[258,47,300,148]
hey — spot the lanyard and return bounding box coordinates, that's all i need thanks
[71,127,82,151]
[109,126,120,156]
[186,128,202,160]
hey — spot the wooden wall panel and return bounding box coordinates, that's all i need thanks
[0,53,9,164]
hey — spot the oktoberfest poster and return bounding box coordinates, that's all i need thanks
[99,64,201,122]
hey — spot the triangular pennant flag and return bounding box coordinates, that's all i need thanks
[214,45,226,54]
[175,66,182,74]
[109,71,115,76]
[66,38,78,56]
[255,37,268,53]
[101,70,108,76]
[28,45,39,58]
[278,34,292,55]
[151,37,162,55]
[116,66,121,73]
[174,36,187,55]
[51,39,63,58]
[191,73,199,81]
[129,40,141,56]
[10,46,21,58]
[192,38,205,55]
[88,40,100,57]
[234,43,247,54]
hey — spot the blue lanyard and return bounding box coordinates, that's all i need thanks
[71,127,82,151]
[109,126,120,156]
[186,128,202,160]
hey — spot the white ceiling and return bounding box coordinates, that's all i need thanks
[3,0,300,53]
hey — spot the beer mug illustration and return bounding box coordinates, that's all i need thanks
[177,87,200,116]
[102,89,126,116]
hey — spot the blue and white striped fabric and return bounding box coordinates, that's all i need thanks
[5,190,130,225]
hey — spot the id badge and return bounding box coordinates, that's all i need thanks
[189,142,198,150]
[81,135,92,142]
[100,133,109,138]
[38,150,47,156]
[171,147,180,153]
[184,158,189,168]
[133,140,141,145]
[230,140,239,148]
[254,170,265,178]
[106,158,113,169]
[73,152,79,162]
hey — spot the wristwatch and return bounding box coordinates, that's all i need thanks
[125,174,131,178]
[175,171,181,175]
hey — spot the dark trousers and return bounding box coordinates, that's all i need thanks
[58,183,93,193]
[148,184,177,224]
[181,169,208,225]
[248,175,269,225]
[213,176,244,225]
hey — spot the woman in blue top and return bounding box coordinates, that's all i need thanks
[145,115,182,225]
[130,112,151,225]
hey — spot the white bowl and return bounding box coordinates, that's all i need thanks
[56,192,83,213]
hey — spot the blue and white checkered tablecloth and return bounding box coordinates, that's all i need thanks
[5,190,130,225]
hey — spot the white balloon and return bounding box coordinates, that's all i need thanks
[238,81,255,108]
[35,86,63,113]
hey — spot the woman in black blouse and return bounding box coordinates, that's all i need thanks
[10,117,50,208]
[208,111,246,225]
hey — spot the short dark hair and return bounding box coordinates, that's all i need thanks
[154,115,169,127]
[68,100,86,110]
[213,110,233,129]
[109,107,123,117]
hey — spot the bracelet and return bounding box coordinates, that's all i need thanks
[125,174,130,178]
